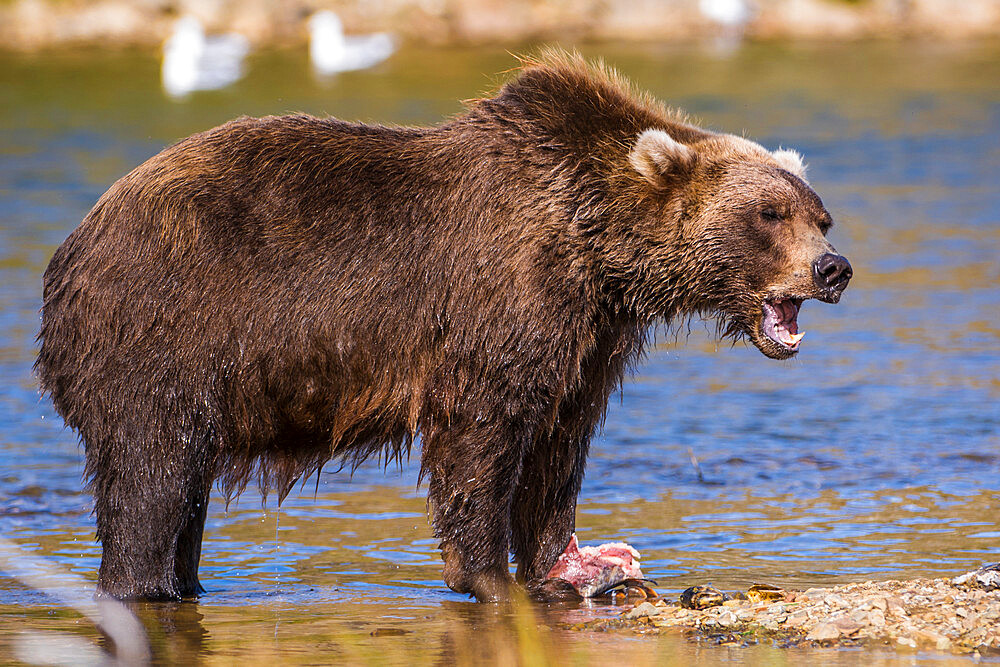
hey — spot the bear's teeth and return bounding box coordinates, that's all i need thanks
[775,327,805,347]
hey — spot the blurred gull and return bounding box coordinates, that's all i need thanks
[699,0,752,29]
[162,15,249,98]
[699,0,753,51]
[308,10,395,75]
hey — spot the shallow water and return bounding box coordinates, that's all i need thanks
[0,42,998,664]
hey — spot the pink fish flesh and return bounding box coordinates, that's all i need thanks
[547,533,643,597]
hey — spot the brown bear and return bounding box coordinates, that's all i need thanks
[36,51,851,603]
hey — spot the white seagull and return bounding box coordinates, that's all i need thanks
[699,0,752,29]
[161,16,250,98]
[308,10,395,75]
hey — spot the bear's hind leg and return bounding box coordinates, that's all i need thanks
[91,434,215,601]
[172,482,210,597]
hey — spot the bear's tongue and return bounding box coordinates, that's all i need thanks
[763,299,805,349]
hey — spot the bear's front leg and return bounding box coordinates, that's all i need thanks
[421,419,531,602]
[510,432,590,602]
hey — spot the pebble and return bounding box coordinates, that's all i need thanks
[806,622,841,641]
[717,611,738,628]
[785,610,809,627]
[849,609,869,624]
[623,601,659,619]
[824,594,847,608]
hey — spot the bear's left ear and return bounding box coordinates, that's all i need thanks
[629,129,699,190]
[772,148,808,180]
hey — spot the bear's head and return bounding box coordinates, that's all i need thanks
[624,128,852,360]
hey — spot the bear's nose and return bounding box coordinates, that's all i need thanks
[812,253,853,293]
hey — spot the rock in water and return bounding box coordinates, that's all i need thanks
[679,584,728,610]
[548,534,643,597]
[952,562,1000,591]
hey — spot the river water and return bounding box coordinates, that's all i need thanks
[0,42,998,664]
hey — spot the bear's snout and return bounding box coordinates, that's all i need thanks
[812,253,853,302]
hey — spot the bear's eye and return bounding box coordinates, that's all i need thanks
[760,207,782,222]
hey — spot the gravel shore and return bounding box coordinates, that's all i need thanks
[570,567,1000,658]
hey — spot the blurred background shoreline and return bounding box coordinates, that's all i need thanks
[4,0,1000,52]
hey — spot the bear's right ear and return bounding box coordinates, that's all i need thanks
[629,129,698,190]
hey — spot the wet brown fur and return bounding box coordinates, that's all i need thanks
[36,51,846,602]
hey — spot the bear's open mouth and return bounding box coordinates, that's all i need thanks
[762,298,805,351]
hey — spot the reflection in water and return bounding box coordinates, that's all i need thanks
[133,602,207,663]
[0,41,998,662]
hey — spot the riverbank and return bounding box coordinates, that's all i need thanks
[570,567,1000,658]
[3,0,1000,51]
